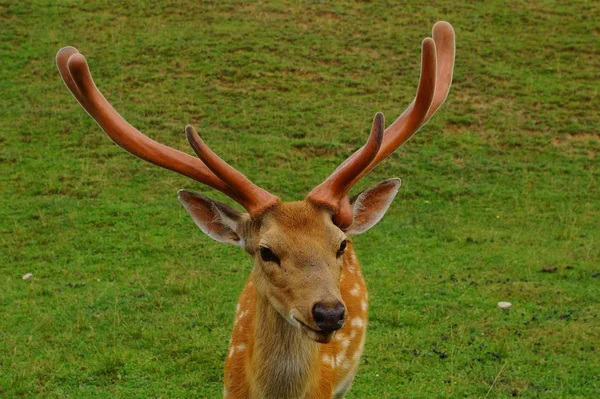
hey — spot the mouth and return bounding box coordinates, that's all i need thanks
[292,317,336,344]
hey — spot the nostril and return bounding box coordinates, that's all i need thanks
[334,302,345,326]
[312,303,326,325]
[313,302,325,325]
[312,301,346,332]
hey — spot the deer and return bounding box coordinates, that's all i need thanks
[56,21,455,399]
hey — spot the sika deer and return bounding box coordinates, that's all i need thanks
[56,21,455,399]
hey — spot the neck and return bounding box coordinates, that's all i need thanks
[251,294,320,399]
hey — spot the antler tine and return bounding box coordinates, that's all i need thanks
[185,125,279,216]
[307,112,384,227]
[56,47,279,215]
[56,47,89,108]
[426,21,455,121]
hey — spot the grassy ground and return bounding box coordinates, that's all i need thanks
[1,1,599,397]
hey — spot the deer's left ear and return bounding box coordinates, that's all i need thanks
[344,178,402,235]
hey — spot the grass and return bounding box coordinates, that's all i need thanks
[1,0,599,397]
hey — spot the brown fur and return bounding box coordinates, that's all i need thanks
[224,201,368,398]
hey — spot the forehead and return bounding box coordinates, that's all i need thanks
[259,201,340,242]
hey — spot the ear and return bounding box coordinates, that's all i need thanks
[178,190,248,247]
[344,178,401,235]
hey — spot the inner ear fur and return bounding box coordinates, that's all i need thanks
[344,178,402,235]
[178,189,248,247]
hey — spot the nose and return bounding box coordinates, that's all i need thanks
[312,301,345,332]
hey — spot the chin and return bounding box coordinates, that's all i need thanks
[297,320,336,344]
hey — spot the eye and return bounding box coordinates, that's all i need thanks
[259,247,280,264]
[337,240,347,257]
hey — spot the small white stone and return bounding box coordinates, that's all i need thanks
[22,273,33,280]
[498,301,512,309]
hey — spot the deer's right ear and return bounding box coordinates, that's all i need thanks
[178,190,248,247]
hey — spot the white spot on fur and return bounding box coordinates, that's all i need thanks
[236,343,247,351]
[350,283,361,297]
[321,354,335,369]
[352,329,367,361]
[341,339,350,349]
[351,317,364,329]
[322,354,335,369]
[347,265,356,274]
[361,300,367,311]
[237,310,248,323]
[334,361,358,397]
[228,347,235,358]
[336,352,346,364]
[233,304,241,326]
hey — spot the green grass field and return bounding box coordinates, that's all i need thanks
[1,1,599,397]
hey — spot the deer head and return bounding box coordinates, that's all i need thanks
[56,21,454,344]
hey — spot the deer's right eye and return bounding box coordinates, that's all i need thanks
[259,247,280,264]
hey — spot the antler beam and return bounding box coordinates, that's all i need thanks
[56,47,279,216]
[307,21,455,228]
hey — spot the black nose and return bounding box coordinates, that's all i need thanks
[312,301,345,332]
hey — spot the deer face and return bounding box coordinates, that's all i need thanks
[178,179,402,343]
[250,201,347,343]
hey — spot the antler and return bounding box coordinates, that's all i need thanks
[307,21,455,228]
[56,47,279,216]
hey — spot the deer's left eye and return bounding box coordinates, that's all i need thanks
[337,240,347,257]
[259,247,280,265]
